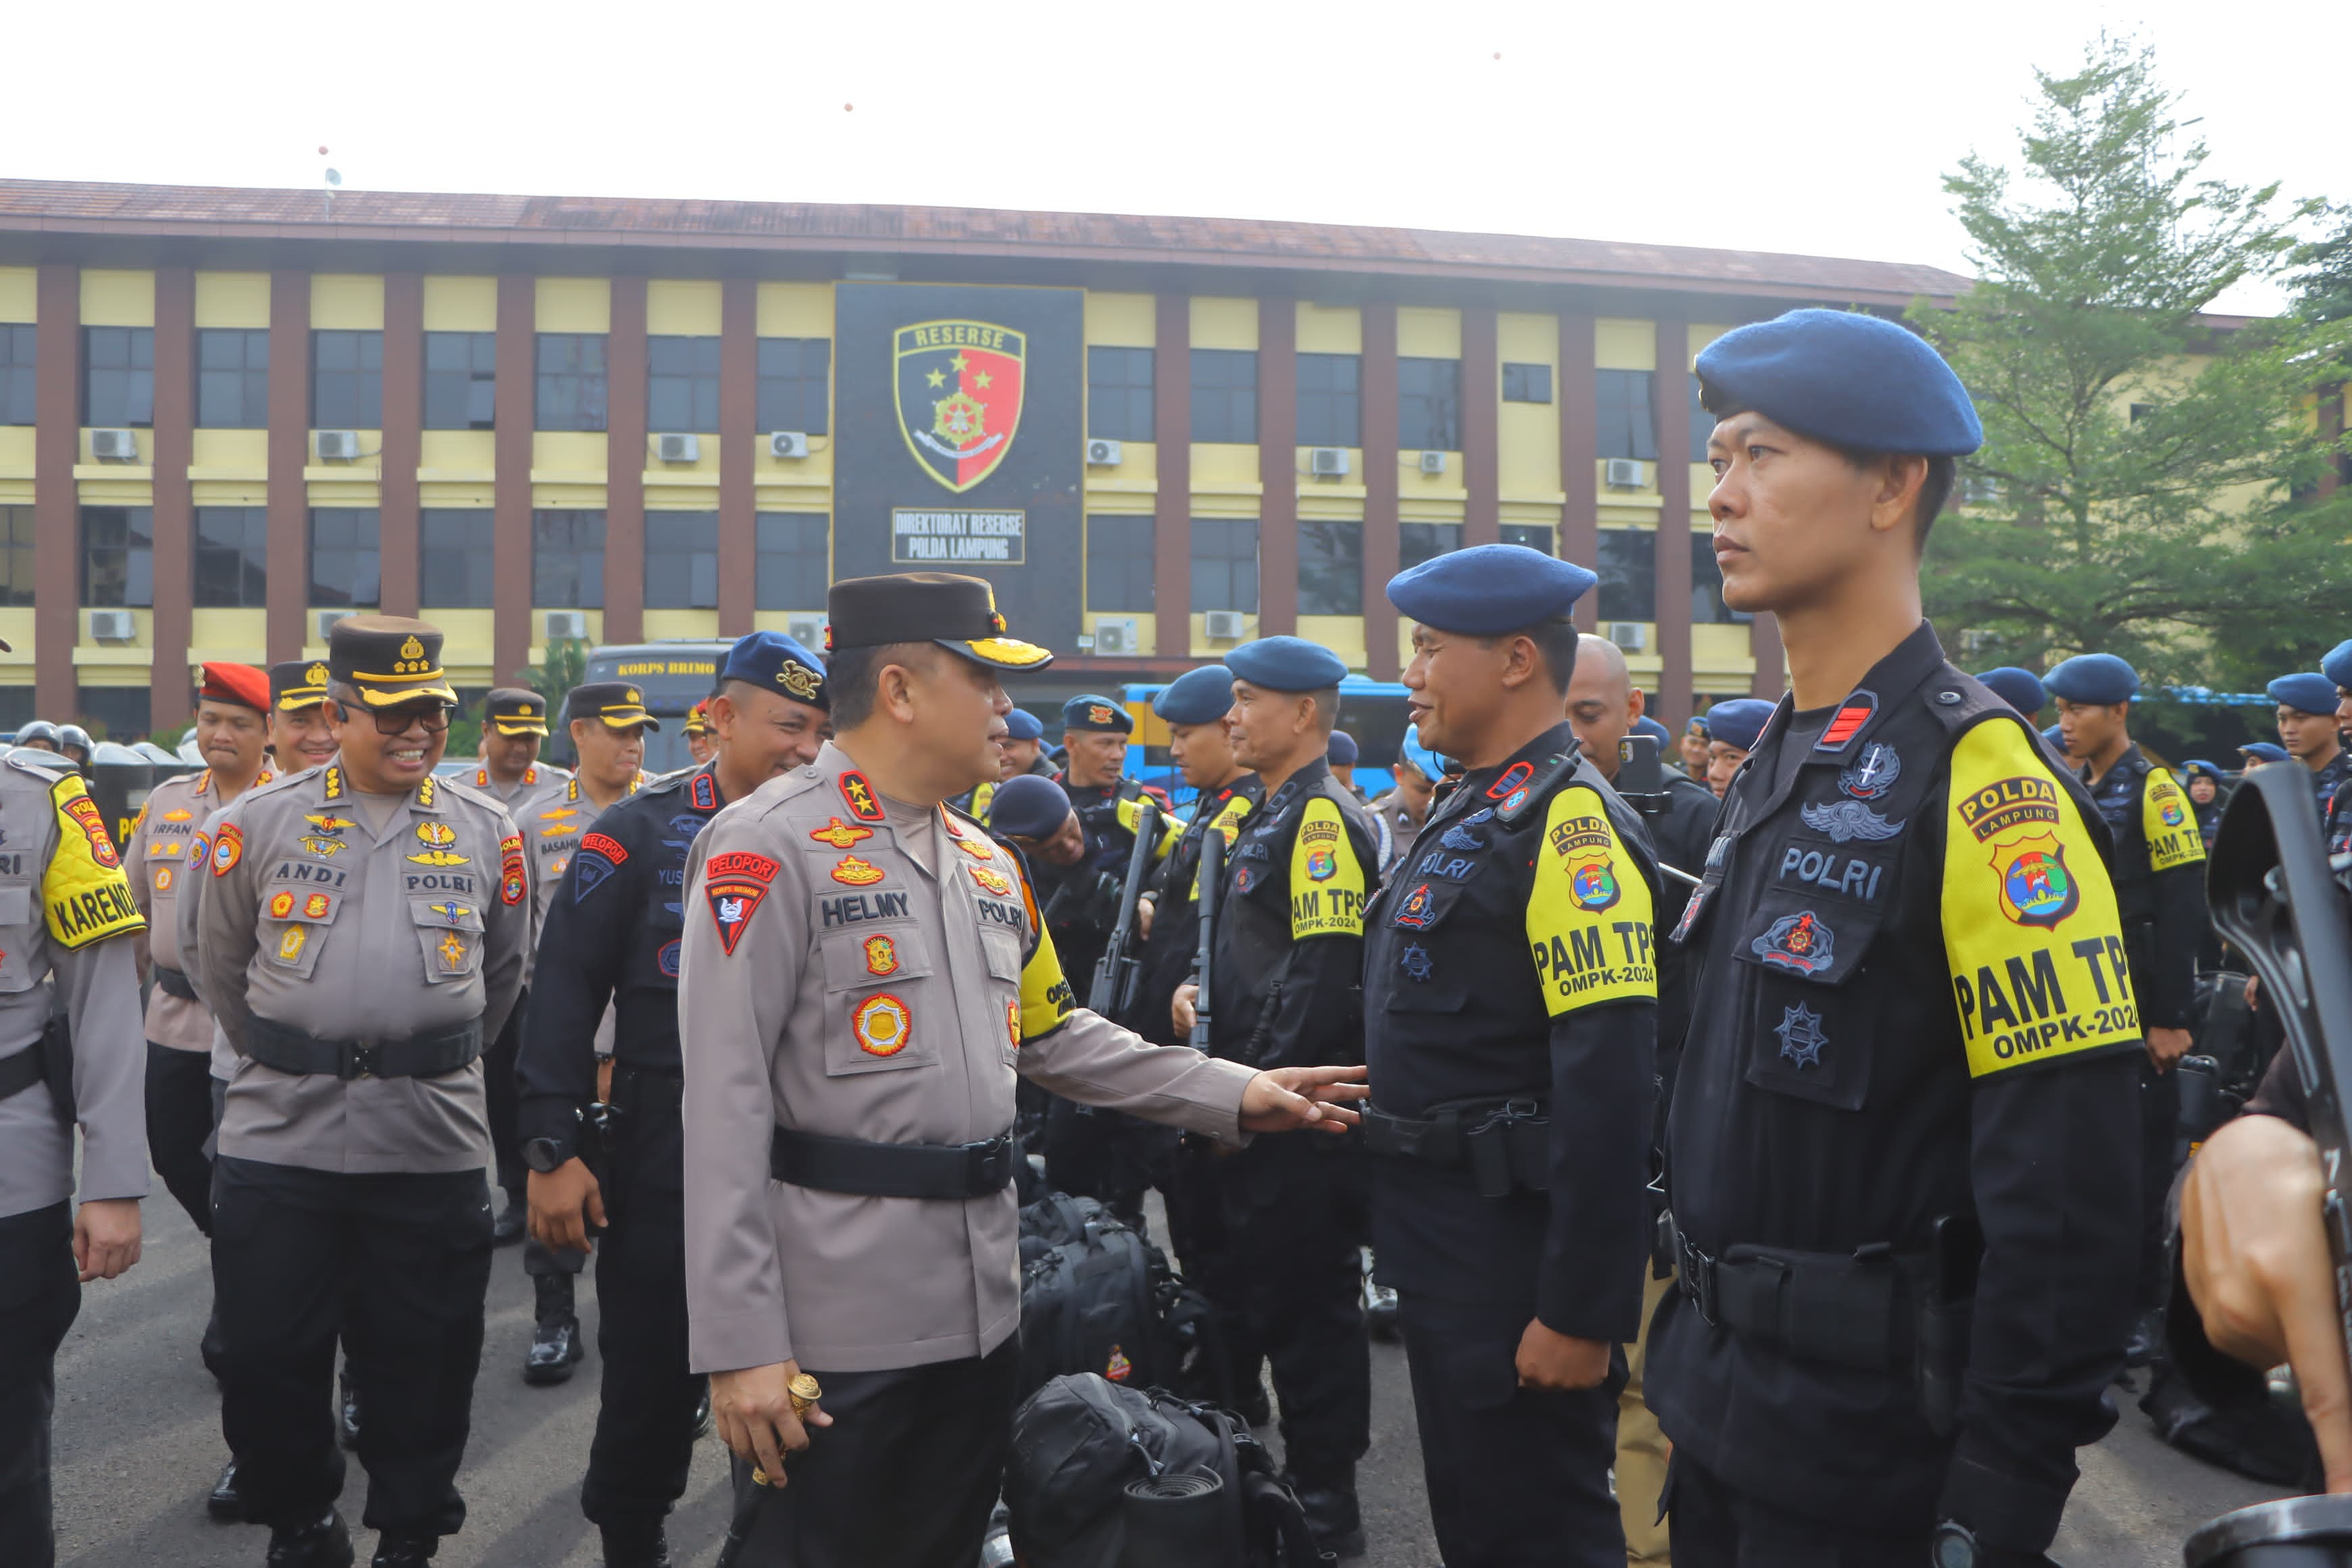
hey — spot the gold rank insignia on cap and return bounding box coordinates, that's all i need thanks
[327,616,458,709]
[485,687,552,737]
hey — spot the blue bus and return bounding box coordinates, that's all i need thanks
[1107,675,1413,807]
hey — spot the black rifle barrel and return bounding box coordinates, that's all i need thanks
[1087,798,1160,1014]
[1191,829,1222,1052]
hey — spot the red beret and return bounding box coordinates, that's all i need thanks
[199,662,270,714]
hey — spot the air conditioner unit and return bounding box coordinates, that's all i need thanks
[1604,458,1647,489]
[1308,447,1350,478]
[1606,621,1648,652]
[785,614,826,647]
[768,431,810,460]
[545,610,589,641]
[654,433,700,464]
[87,609,134,642]
[1092,617,1139,656]
[1417,451,1447,475]
[1085,438,1123,467]
[314,610,349,640]
[314,430,361,461]
[1204,610,1247,641]
[89,428,139,462]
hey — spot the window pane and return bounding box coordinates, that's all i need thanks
[308,508,381,608]
[1502,362,1553,404]
[1595,529,1656,622]
[1190,349,1257,443]
[1399,521,1461,572]
[194,507,268,608]
[423,332,497,431]
[1190,516,1258,613]
[85,327,156,427]
[0,326,36,426]
[1085,515,1154,612]
[643,512,718,608]
[1085,347,1155,443]
[756,338,831,436]
[312,330,383,428]
[1595,370,1657,462]
[197,329,268,428]
[79,506,153,608]
[1297,521,1363,616]
[421,510,495,608]
[1296,353,1361,448]
[1398,357,1461,450]
[1500,522,1554,556]
[754,512,829,609]
[0,507,34,606]
[1692,531,1743,624]
[648,336,720,432]
[537,334,609,432]
[533,510,606,608]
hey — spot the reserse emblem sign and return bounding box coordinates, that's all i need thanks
[895,320,1027,493]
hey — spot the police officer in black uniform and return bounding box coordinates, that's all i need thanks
[1648,310,2145,1566]
[1055,694,1167,867]
[1169,635,1376,1557]
[2324,641,2352,858]
[516,631,829,1568]
[2269,670,2352,828]
[1974,667,2048,725]
[1358,548,1660,1568]
[2045,652,2208,1365]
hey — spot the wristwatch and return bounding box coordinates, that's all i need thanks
[521,1136,573,1174]
[1930,1521,1979,1568]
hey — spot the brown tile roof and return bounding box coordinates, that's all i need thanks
[0,178,1974,306]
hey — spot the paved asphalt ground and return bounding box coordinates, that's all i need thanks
[53,1179,2284,1567]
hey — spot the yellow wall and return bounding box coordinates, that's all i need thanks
[643,609,721,641]
[1188,610,1260,658]
[1190,298,1256,351]
[189,609,268,661]
[757,283,831,339]
[1297,303,1361,355]
[0,269,32,323]
[1298,614,1369,671]
[194,273,269,329]
[1498,310,1563,501]
[310,274,383,330]
[82,270,154,327]
[1084,293,1154,347]
[1396,306,1461,360]
[0,429,33,479]
[537,278,610,334]
[647,280,722,337]
[1595,319,1655,372]
[422,276,497,333]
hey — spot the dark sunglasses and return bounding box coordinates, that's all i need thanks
[335,700,455,737]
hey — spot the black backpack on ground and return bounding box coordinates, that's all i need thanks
[1005,1373,1325,1568]
[1017,1194,1223,1406]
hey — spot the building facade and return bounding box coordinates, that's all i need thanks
[0,180,1969,739]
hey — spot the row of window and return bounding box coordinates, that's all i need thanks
[0,328,833,437]
[0,325,1710,461]
[1082,516,1736,624]
[50,506,829,612]
[1092,350,1709,460]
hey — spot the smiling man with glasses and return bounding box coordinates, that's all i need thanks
[190,615,529,1568]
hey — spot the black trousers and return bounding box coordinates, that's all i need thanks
[1398,1292,1624,1568]
[211,1156,493,1538]
[1666,1451,1931,1566]
[0,1204,78,1568]
[579,1070,704,1532]
[483,985,527,1200]
[2139,1056,2180,1308]
[145,1042,217,1235]
[1039,1096,1173,1234]
[1164,1139,1266,1410]
[1210,1140,1369,1484]
[724,1338,1019,1567]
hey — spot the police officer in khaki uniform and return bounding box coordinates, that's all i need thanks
[515,680,652,1383]
[0,681,149,1568]
[126,660,274,1521]
[467,688,570,1246]
[268,659,341,775]
[192,616,528,1568]
[678,572,1369,1568]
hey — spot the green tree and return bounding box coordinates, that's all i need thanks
[1911,38,2346,686]
[522,638,588,765]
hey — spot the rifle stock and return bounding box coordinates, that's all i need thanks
[1191,829,1222,1052]
[2184,765,2352,1566]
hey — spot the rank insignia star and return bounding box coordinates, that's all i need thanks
[1775,1002,1828,1069]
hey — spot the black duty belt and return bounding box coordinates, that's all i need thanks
[245,1015,484,1081]
[153,965,199,1002]
[768,1125,1017,1200]
[0,1044,43,1104]
[1673,1225,1924,1374]
[1358,1098,1548,1198]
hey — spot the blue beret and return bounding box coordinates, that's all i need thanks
[1705,698,1775,753]
[2181,760,2225,782]
[1398,724,1446,781]
[2270,672,2340,715]
[719,630,827,710]
[1226,636,1348,693]
[2043,654,2138,706]
[1004,708,1044,742]
[1062,694,1134,734]
[2242,741,2289,762]
[1695,308,1981,458]
[1327,730,1359,768]
[2324,640,2352,692]
[1152,666,1235,727]
[1387,543,1596,635]
[2042,724,2067,752]
[1631,715,1673,745]
[1974,666,2047,716]
[987,774,1075,840]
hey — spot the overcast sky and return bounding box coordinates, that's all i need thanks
[17,0,2346,316]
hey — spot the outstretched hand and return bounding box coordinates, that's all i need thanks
[1240,1065,1369,1133]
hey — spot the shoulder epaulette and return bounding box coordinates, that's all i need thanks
[1495,742,1586,827]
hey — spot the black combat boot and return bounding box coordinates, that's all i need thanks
[1290,1466,1366,1560]
[524,1272,583,1385]
[207,1456,242,1521]
[265,1511,353,1568]
[369,1534,437,1567]
[599,1521,675,1567]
